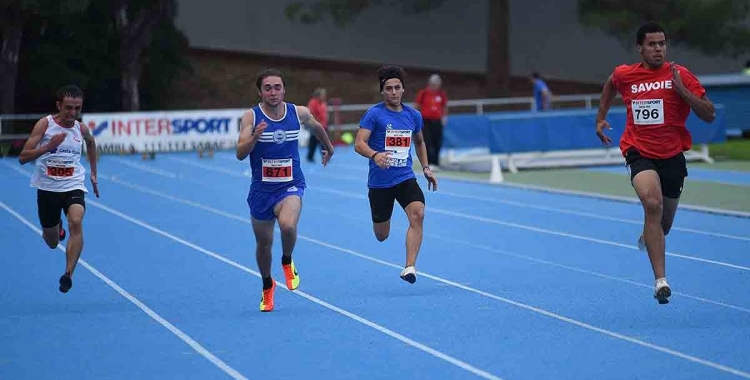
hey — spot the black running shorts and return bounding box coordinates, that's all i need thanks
[625,148,688,199]
[37,189,86,229]
[368,178,425,223]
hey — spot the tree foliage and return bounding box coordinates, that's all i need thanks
[578,0,750,58]
[4,0,189,114]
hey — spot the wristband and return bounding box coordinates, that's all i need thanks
[423,166,431,171]
[371,151,379,160]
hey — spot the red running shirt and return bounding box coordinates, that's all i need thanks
[612,63,706,159]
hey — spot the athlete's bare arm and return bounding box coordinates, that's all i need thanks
[18,117,63,165]
[670,63,715,123]
[355,127,390,169]
[297,105,334,165]
[236,111,265,161]
[595,74,617,146]
[413,130,437,191]
[80,124,100,197]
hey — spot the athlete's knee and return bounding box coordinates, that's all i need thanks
[277,217,297,236]
[642,196,663,218]
[67,215,83,234]
[406,202,425,225]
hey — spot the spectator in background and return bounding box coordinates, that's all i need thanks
[306,87,328,162]
[531,71,553,111]
[743,60,750,76]
[414,74,448,169]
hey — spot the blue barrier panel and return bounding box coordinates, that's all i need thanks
[443,106,725,154]
[442,113,492,149]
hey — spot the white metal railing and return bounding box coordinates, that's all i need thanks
[0,93,611,135]
[331,93,608,115]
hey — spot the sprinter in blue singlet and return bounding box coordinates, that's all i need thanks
[354,65,438,285]
[236,68,334,312]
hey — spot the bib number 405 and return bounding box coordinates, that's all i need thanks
[47,166,74,177]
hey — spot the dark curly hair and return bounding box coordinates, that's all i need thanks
[377,65,406,92]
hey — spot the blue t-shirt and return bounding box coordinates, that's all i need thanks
[359,102,423,188]
[248,102,306,193]
[533,79,549,111]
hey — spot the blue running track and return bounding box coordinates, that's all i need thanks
[1,147,749,380]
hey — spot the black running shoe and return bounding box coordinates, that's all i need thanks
[59,273,72,293]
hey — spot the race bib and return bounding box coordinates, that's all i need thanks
[262,158,293,182]
[45,160,75,180]
[632,99,664,125]
[385,129,412,167]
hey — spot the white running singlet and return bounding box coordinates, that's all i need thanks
[30,115,88,193]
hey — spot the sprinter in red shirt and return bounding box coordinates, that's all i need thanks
[595,22,716,304]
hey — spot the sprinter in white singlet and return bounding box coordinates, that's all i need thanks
[19,85,100,293]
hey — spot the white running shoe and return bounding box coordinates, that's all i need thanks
[654,278,671,304]
[400,266,417,284]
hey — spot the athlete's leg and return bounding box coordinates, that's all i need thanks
[247,190,278,310]
[403,201,425,267]
[274,192,303,290]
[274,194,302,261]
[63,204,85,277]
[396,179,426,284]
[42,225,61,249]
[37,190,61,249]
[368,186,396,242]
[247,191,277,281]
[252,216,276,311]
[661,197,680,235]
[57,190,85,293]
[658,153,687,237]
[632,170,666,280]
[251,217,275,279]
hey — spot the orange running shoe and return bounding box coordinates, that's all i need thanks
[282,260,300,290]
[260,280,276,312]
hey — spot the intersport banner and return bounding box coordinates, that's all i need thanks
[82,109,245,154]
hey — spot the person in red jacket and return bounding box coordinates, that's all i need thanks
[595,22,716,305]
[414,74,448,168]
[306,87,329,163]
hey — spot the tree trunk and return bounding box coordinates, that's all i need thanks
[115,0,171,111]
[0,14,23,114]
[121,52,141,111]
[485,0,510,97]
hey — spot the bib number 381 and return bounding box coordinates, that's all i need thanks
[262,158,293,182]
[632,99,665,125]
[385,129,412,164]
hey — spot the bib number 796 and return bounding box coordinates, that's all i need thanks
[634,109,659,120]
[632,99,665,125]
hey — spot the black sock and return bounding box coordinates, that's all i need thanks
[262,276,273,290]
[281,255,292,265]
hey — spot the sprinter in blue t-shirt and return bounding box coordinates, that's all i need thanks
[236,68,335,312]
[354,65,438,284]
